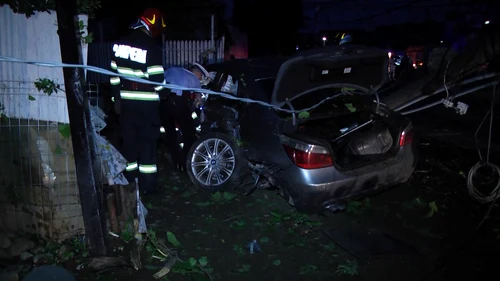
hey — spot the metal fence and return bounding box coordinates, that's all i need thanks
[87,42,113,84]
[0,80,89,241]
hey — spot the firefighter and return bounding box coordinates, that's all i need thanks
[109,8,167,195]
[160,63,210,171]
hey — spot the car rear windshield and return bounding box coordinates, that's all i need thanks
[256,77,276,101]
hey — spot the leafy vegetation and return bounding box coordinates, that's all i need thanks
[34,78,62,96]
[0,0,102,18]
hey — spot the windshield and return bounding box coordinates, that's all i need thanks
[256,77,276,101]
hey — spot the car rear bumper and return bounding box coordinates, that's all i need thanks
[281,146,417,213]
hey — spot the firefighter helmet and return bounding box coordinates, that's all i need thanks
[130,8,166,38]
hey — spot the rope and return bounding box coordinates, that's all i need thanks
[0,55,375,115]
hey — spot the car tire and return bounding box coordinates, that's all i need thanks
[186,132,247,192]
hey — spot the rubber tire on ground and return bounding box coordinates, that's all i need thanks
[186,132,247,192]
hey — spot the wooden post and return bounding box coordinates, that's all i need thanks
[54,0,107,256]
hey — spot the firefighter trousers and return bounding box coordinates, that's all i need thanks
[121,100,161,193]
[160,94,197,168]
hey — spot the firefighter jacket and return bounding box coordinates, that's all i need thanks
[109,30,165,103]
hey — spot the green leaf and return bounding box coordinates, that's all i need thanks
[259,237,269,244]
[84,32,94,44]
[238,264,251,273]
[198,256,208,267]
[194,201,212,207]
[166,231,181,247]
[28,95,36,101]
[211,191,222,201]
[181,191,191,198]
[344,103,356,112]
[34,78,60,95]
[426,201,439,218]
[273,259,281,266]
[222,192,236,201]
[297,111,310,119]
[173,260,195,270]
[58,123,71,139]
[188,257,197,267]
[342,87,356,92]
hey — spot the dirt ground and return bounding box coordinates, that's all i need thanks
[69,130,499,281]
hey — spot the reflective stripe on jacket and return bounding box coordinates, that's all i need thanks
[109,30,165,102]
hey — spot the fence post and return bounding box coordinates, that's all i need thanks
[54,0,107,256]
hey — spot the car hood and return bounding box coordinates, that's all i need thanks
[271,45,389,107]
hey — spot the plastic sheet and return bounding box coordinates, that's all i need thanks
[221,74,239,95]
[90,105,107,133]
[89,104,129,185]
[94,132,129,185]
[36,135,57,187]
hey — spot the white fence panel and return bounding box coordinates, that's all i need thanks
[164,37,225,68]
[0,6,88,123]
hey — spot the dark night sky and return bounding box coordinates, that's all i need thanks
[96,0,497,31]
[90,0,500,54]
[300,0,495,32]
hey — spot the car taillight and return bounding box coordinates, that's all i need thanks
[399,129,413,146]
[280,136,333,169]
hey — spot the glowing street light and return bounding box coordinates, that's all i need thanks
[322,36,327,46]
[485,20,490,25]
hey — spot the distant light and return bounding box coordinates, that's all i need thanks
[413,63,416,68]
[322,36,327,41]
[440,40,444,43]
[296,46,299,50]
[388,52,392,58]
[485,20,490,25]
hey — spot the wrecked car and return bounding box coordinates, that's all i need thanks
[185,45,417,214]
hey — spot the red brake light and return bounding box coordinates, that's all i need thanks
[281,136,333,169]
[399,130,413,146]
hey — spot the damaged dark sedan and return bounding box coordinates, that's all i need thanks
[186,45,417,214]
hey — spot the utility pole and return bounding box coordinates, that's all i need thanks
[54,0,107,256]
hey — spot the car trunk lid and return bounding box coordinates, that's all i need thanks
[271,45,389,107]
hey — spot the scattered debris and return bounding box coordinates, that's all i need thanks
[336,260,359,276]
[247,240,261,254]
